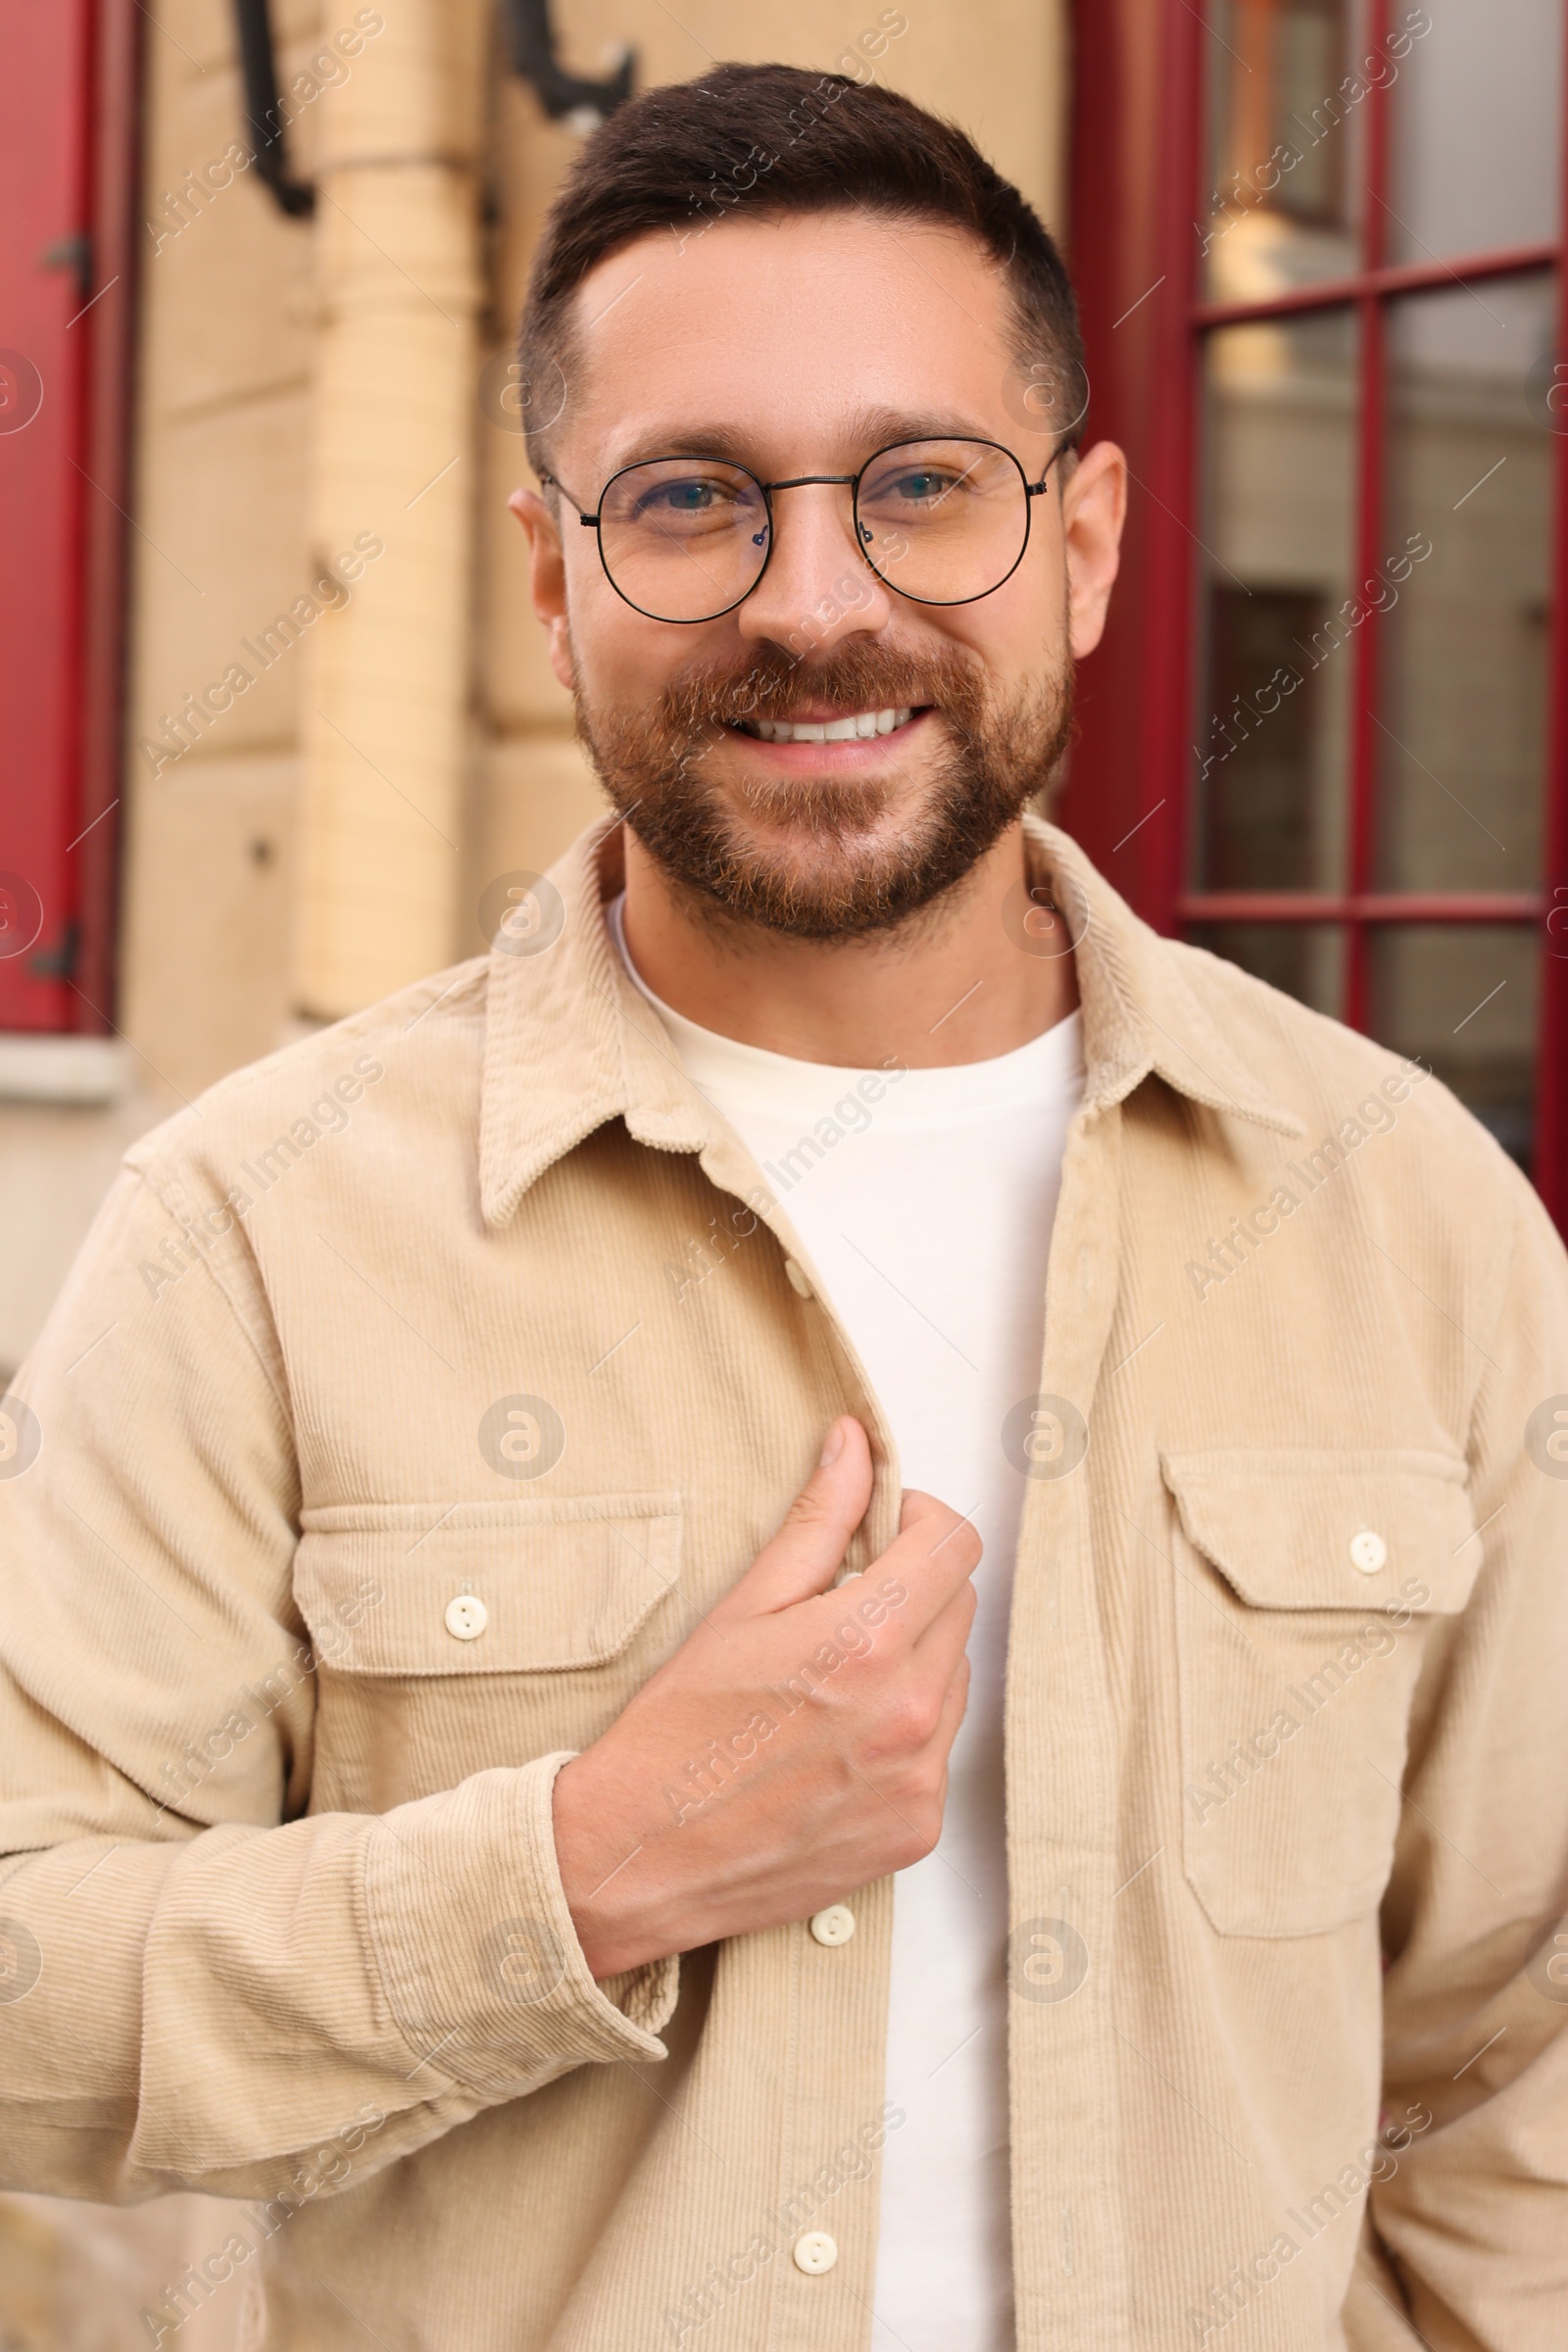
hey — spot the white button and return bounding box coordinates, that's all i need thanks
[792,2230,838,2276]
[444,1593,488,1640]
[784,1258,813,1298]
[808,1904,856,1947]
[1348,1530,1388,1575]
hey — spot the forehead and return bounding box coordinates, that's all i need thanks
[557,211,1019,473]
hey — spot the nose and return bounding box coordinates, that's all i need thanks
[737,482,895,657]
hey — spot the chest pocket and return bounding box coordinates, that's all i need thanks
[292,1493,682,1810]
[1162,1448,1481,1937]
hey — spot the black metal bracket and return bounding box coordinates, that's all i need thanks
[504,0,634,124]
[231,0,634,221]
[232,0,316,218]
[39,232,94,299]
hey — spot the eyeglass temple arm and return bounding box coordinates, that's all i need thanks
[1025,447,1065,498]
[537,472,602,528]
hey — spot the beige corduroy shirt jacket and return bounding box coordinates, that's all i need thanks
[1,815,1565,2352]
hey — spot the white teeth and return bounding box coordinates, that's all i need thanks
[748,707,913,744]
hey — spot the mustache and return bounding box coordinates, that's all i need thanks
[657,639,988,739]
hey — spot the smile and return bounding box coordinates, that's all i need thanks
[735,706,916,743]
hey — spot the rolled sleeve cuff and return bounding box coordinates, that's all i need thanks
[363,1753,679,2099]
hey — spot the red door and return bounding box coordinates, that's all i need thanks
[0,0,138,1031]
[1066,0,1568,1231]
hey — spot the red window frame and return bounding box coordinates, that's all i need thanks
[1064,0,1568,1230]
[0,0,140,1033]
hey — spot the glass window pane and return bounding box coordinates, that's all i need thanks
[1376,274,1556,893]
[1368,925,1540,1168]
[1194,310,1358,891]
[1188,922,1347,1017]
[1387,0,1563,264]
[1202,0,1371,300]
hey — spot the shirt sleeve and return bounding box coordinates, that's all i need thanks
[0,1155,677,2204]
[1367,1166,1568,2345]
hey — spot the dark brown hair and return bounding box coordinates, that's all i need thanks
[516,62,1087,470]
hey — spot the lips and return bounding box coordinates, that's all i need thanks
[735,706,915,743]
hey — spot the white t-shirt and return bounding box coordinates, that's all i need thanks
[611,898,1084,2350]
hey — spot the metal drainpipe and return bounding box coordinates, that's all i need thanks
[293,0,482,1017]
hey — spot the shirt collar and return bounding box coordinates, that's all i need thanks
[478,810,1302,1229]
[1038,818,1305,1140]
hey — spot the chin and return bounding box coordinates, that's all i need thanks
[693,822,962,942]
[724,765,917,850]
[732,802,907,864]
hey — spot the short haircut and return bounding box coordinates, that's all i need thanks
[516,62,1087,473]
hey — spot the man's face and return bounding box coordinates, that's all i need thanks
[516,210,1123,938]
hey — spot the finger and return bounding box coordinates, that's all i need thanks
[909,1575,977,1681]
[724,1416,875,1617]
[862,1491,982,1642]
[925,1650,972,1762]
[900,1490,984,1571]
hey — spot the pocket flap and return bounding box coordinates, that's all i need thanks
[1159,1447,1480,1614]
[294,1493,682,1674]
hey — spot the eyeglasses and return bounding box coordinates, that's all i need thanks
[539,437,1059,625]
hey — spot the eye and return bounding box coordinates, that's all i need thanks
[630,471,752,522]
[867,465,965,509]
[670,479,717,511]
[639,477,700,514]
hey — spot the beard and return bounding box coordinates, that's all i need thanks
[574,633,1073,941]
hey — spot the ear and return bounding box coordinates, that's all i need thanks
[509,486,575,694]
[1058,440,1128,662]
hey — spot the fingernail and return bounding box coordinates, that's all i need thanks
[819,1420,845,1467]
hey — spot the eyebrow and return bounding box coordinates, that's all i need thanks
[602,404,1004,477]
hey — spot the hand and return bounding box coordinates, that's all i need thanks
[551,1416,980,1978]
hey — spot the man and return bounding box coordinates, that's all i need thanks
[0,61,1564,2352]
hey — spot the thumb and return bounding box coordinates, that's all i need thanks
[723,1417,875,1618]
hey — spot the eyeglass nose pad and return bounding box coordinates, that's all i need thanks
[751,528,767,547]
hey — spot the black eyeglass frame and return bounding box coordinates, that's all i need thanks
[538,435,1063,624]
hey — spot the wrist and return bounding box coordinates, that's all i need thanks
[552,1751,672,1980]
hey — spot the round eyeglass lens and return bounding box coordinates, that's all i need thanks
[596,458,771,621]
[855,439,1030,605]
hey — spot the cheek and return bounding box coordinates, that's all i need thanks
[566,561,721,710]
[946,530,1067,680]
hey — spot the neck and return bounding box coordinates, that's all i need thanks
[618,820,1078,1069]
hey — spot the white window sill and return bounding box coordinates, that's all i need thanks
[0,1036,137,1105]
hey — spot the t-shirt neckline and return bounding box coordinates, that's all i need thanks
[606,890,1086,1119]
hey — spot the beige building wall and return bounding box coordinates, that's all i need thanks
[0,3,1066,2338]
